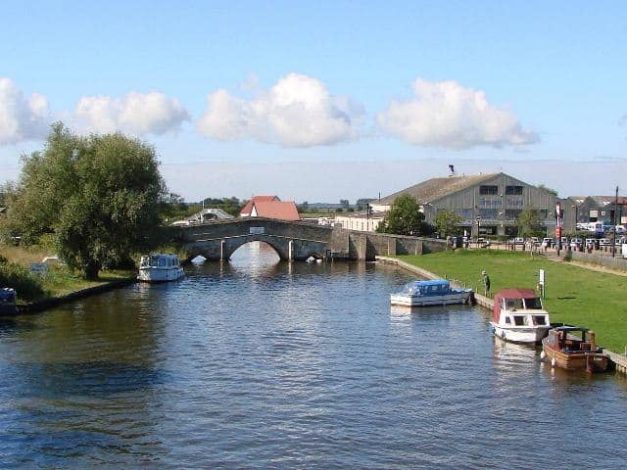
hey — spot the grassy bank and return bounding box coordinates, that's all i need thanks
[397,250,627,354]
[1,245,135,302]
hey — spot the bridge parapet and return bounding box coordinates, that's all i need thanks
[174,218,448,262]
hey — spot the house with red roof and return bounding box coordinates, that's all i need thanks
[240,195,301,221]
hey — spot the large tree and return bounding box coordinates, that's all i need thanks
[377,194,432,236]
[4,123,165,279]
[517,208,545,239]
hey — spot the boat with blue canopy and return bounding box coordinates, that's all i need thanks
[390,279,473,307]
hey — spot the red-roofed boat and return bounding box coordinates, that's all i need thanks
[490,288,551,344]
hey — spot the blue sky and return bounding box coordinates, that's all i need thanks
[2,1,626,202]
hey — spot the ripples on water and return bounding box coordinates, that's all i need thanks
[0,242,625,468]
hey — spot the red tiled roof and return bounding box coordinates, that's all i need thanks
[240,195,280,216]
[251,201,300,221]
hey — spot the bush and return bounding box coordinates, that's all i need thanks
[0,262,46,301]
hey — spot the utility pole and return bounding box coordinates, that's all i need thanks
[612,186,618,257]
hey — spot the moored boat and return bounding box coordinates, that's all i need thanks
[390,279,472,307]
[490,288,551,344]
[541,326,609,373]
[138,254,185,283]
[0,287,18,315]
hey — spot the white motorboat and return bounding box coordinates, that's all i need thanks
[490,288,551,344]
[138,254,185,283]
[390,279,473,307]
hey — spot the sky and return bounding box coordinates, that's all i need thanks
[1,0,627,203]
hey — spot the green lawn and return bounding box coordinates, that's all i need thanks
[398,250,627,354]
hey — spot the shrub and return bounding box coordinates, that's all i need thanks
[0,262,46,301]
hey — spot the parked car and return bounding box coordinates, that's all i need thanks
[599,238,612,246]
[511,237,525,245]
[570,238,583,249]
[541,238,553,248]
[585,238,598,249]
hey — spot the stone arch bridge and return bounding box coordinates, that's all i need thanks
[173,218,447,262]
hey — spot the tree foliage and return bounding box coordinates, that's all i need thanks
[377,194,431,236]
[2,123,165,279]
[434,209,463,237]
[517,208,545,238]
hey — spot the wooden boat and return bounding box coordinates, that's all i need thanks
[0,287,18,315]
[390,279,472,307]
[138,254,185,283]
[541,326,609,373]
[490,288,551,344]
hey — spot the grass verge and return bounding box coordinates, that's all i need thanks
[398,250,627,354]
[1,245,135,303]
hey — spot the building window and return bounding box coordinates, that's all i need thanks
[539,210,548,219]
[479,198,502,208]
[505,185,523,195]
[505,209,522,219]
[479,185,498,195]
[479,209,498,219]
[505,197,523,208]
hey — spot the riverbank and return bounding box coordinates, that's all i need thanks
[1,244,137,310]
[379,250,627,356]
[16,278,136,314]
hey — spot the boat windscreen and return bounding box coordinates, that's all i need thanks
[523,297,543,309]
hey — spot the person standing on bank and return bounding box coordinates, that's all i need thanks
[481,270,491,296]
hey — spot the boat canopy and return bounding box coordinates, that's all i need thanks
[140,254,181,268]
[400,279,452,296]
[0,288,17,302]
[492,288,545,322]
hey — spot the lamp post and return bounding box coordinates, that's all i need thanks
[612,186,618,257]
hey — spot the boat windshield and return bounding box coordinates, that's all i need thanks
[523,297,543,310]
[504,299,524,310]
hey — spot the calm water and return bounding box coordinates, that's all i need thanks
[0,243,625,469]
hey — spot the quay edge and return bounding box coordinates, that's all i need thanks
[376,256,627,376]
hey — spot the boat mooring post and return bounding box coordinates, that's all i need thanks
[288,240,294,262]
[220,240,225,261]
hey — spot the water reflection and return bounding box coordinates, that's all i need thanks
[0,244,625,468]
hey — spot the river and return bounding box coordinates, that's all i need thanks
[0,242,625,468]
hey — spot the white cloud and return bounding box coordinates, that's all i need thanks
[197,73,362,147]
[75,91,189,136]
[0,78,50,145]
[377,79,538,149]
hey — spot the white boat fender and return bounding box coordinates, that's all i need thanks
[551,357,557,368]
[540,351,546,361]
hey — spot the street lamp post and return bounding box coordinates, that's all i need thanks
[612,186,618,257]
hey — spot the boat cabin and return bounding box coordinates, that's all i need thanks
[402,279,452,296]
[140,254,181,269]
[492,288,549,326]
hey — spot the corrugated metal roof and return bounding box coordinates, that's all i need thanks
[378,173,500,205]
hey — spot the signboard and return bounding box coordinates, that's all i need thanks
[249,227,265,235]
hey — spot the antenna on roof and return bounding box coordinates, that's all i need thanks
[448,164,455,176]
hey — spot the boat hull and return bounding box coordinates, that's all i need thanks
[491,323,551,344]
[137,267,185,283]
[390,291,472,307]
[542,346,609,372]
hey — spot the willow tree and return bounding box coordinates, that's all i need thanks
[5,123,164,279]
